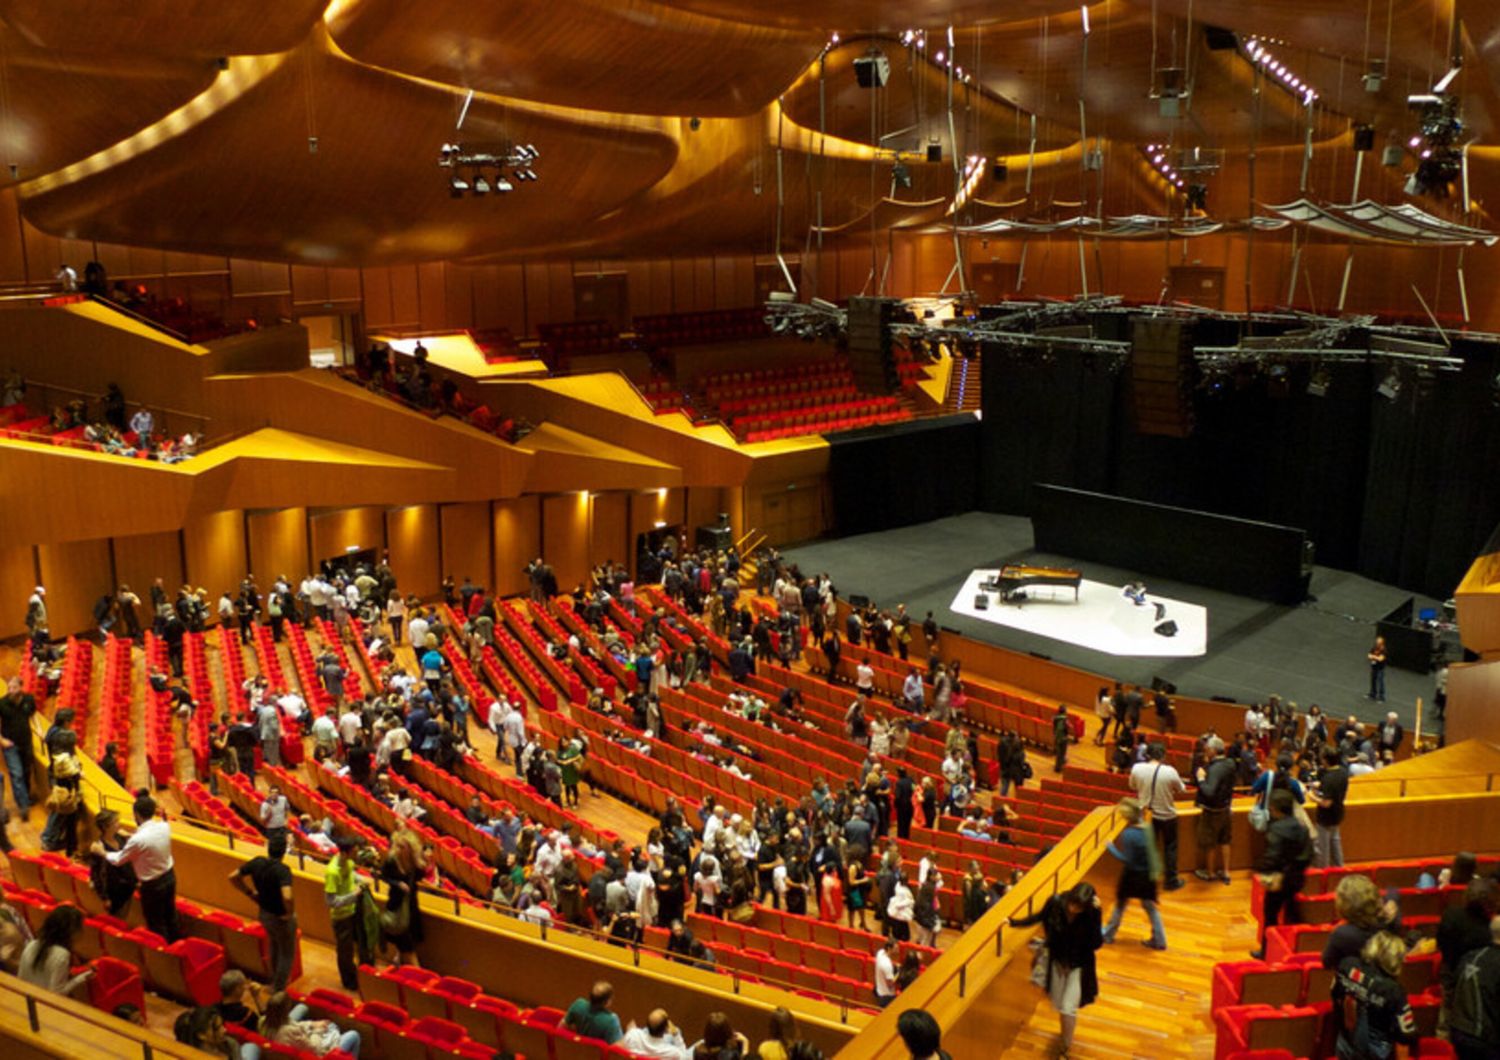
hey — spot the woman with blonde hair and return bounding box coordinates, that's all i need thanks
[1322,874,1387,971]
[1100,799,1166,950]
[1332,931,1418,1060]
[380,828,427,966]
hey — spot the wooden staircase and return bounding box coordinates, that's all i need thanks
[1002,874,1257,1057]
[943,352,982,413]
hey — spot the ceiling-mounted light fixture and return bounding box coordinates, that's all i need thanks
[438,141,540,196]
[1376,368,1402,400]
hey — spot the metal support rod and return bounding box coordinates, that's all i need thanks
[946,25,967,297]
[1077,234,1090,298]
[1016,240,1029,291]
[1286,230,1302,305]
[1337,251,1355,312]
[1410,283,1449,345]
[1457,249,1470,323]
[773,104,796,295]
[1025,114,1037,194]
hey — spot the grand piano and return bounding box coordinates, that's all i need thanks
[988,564,1083,603]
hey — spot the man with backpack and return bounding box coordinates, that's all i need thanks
[1451,914,1500,1060]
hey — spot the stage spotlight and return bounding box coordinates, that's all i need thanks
[1377,369,1401,400]
[494,174,513,192]
[449,175,470,197]
[1185,183,1208,211]
[472,174,491,195]
[1307,366,1331,397]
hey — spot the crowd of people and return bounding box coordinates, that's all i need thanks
[1,372,198,462]
[342,340,533,444]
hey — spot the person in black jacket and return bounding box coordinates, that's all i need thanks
[1193,737,1236,884]
[1010,882,1103,1058]
[894,769,915,840]
[1250,789,1311,959]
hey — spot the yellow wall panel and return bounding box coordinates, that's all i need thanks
[542,492,591,594]
[111,531,183,603]
[0,546,38,640]
[493,496,540,598]
[309,507,385,569]
[589,492,629,572]
[37,538,113,636]
[247,508,309,586]
[183,510,246,601]
[385,504,439,600]
[440,502,493,593]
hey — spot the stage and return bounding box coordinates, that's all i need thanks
[782,511,1448,727]
[949,570,1208,658]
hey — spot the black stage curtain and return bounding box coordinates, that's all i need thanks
[977,352,1120,513]
[976,346,1500,599]
[826,414,980,536]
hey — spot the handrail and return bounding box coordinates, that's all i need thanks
[83,293,191,343]
[1346,769,1500,799]
[0,970,208,1059]
[17,378,210,428]
[834,804,1120,1060]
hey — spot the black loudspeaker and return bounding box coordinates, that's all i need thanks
[1130,315,1196,438]
[1353,125,1376,151]
[991,160,1008,182]
[1154,620,1178,637]
[853,53,890,88]
[695,525,732,551]
[974,594,989,610]
[849,594,870,608]
[926,143,943,163]
[1203,25,1238,50]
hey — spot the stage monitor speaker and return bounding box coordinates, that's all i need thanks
[695,525,733,552]
[991,160,1008,182]
[1353,125,1376,151]
[1130,315,1196,438]
[849,593,870,608]
[1154,620,1178,637]
[974,594,989,610]
[1153,602,1167,622]
[926,143,943,163]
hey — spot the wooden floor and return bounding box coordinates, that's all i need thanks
[1,619,1247,1053]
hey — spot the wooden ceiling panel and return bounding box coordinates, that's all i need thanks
[0,34,215,186]
[327,0,824,117]
[0,0,328,56]
[18,41,681,264]
[652,0,1084,33]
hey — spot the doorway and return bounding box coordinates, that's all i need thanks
[302,313,360,367]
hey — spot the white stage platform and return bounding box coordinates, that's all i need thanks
[948,569,1208,657]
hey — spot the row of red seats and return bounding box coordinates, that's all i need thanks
[481,641,544,711]
[526,599,615,698]
[1247,880,1465,931]
[634,307,768,349]
[143,632,180,786]
[684,912,910,986]
[182,631,217,773]
[173,779,262,841]
[287,622,335,715]
[424,755,621,864]
[94,634,132,765]
[741,408,911,443]
[345,615,388,684]
[1298,856,1500,896]
[639,586,729,658]
[550,599,638,695]
[222,766,387,855]
[538,318,620,356]
[354,962,630,1059]
[499,601,586,705]
[696,357,851,393]
[647,922,874,1008]
[716,384,859,417]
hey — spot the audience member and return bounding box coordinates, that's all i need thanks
[18,904,93,998]
[565,980,624,1045]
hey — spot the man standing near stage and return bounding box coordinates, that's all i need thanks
[1131,743,1186,891]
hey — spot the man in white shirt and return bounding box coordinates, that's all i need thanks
[620,1008,689,1059]
[486,696,507,758]
[941,750,964,786]
[855,660,876,695]
[534,832,562,880]
[129,407,155,438]
[257,699,283,768]
[260,784,290,842]
[873,937,899,1008]
[1129,742,1187,891]
[337,706,364,751]
[701,805,726,849]
[501,702,527,771]
[407,612,430,651]
[276,690,308,728]
[95,793,178,940]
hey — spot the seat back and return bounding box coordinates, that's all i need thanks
[1246,1008,1319,1058]
[1240,969,1304,1008]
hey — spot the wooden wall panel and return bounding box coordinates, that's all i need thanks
[692,256,716,310]
[21,220,64,283]
[629,487,687,544]
[111,531,183,603]
[291,265,329,306]
[183,510,246,600]
[385,504,440,600]
[670,259,695,312]
[361,267,394,330]
[493,496,541,598]
[0,546,38,640]
[523,262,553,333]
[444,265,475,330]
[547,263,575,324]
[327,268,362,304]
[246,508,309,585]
[418,262,448,330]
[648,259,674,316]
[309,507,385,568]
[0,192,28,282]
[439,502,493,592]
[589,492,629,572]
[542,493,591,594]
[37,538,113,636]
[389,265,421,328]
[685,487,726,540]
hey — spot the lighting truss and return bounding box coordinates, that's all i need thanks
[762,297,846,342]
[438,141,540,196]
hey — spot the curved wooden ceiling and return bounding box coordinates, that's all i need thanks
[8,0,1493,264]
